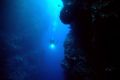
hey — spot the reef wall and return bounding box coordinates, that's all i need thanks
[60,0,120,80]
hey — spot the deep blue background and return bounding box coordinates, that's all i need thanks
[0,0,69,80]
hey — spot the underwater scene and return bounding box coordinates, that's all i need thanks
[0,0,120,80]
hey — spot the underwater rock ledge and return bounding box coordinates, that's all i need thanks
[60,0,120,80]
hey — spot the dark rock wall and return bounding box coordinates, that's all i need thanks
[60,0,120,80]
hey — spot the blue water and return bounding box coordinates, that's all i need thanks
[40,0,69,80]
[3,0,69,80]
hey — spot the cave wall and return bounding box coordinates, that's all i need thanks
[60,0,120,80]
